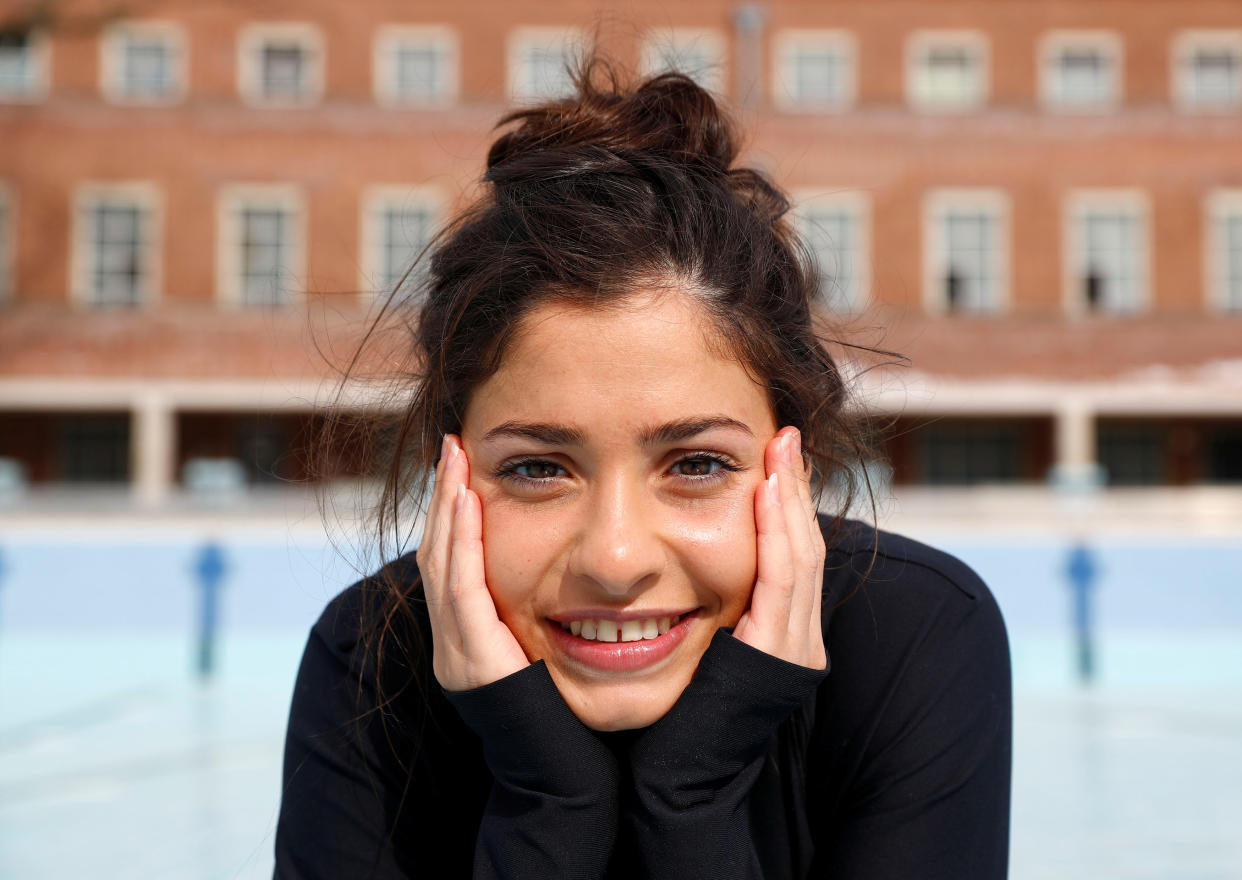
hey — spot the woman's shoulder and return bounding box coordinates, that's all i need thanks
[815,515,1010,727]
[303,551,426,676]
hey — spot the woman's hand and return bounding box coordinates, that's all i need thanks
[732,427,828,670]
[416,434,530,692]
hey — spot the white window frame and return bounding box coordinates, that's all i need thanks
[359,186,443,300]
[792,189,871,314]
[0,183,12,304]
[216,184,306,308]
[70,182,163,309]
[1171,30,1242,112]
[0,26,50,103]
[905,30,989,112]
[772,29,856,112]
[507,26,584,103]
[100,19,187,105]
[237,22,324,107]
[1038,30,1123,112]
[1205,189,1242,313]
[640,27,727,94]
[373,25,459,107]
[923,189,1010,315]
[1063,189,1151,317]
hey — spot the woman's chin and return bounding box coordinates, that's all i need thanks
[555,677,688,732]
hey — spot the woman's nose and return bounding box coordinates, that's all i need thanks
[568,475,665,597]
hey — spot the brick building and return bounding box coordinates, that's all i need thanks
[1,0,1240,519]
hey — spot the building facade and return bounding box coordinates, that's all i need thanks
[1,0,1240,517]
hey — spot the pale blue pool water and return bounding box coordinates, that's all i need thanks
[0,532,1239,878]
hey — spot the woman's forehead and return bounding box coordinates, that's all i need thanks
[463,292,775,440]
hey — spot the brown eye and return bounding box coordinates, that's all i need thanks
[672,456,722,477]
[513,460,565,480]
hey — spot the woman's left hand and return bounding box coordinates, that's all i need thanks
[732,427,828,670]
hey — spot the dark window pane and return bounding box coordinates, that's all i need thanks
[59,415,130,483]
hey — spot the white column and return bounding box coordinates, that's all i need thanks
[1051,399,1102,489]
[132,394,176,507]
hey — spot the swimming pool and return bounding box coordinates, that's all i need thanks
[1,529,1239,878]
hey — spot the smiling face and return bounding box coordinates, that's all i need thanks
[460,287,778,731]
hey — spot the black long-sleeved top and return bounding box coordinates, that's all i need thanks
[274,518,1012,879]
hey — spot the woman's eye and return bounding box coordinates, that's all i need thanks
[670,454,740,480]
[508,460,565,480]
[673,456,722,477]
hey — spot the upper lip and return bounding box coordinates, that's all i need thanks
[548,607,698,623]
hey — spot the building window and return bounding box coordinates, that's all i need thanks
[906,31,988,111]
[1207,190,1242,313]
[1066,192,1148,315]
[217,187,304,307]
[1173,31,1242,111]
[1040,31,1122,111]
[508,27,582,103]
[59,414,131,484]
[772,30,855,111]
[641,28,726,93]
[918,421,1025,485]
[0,26,48,101]
[73,186,161,308]
[361,188,440,298]
[374,26,458,106]
[795,192,868,312]
[238,24,323,106]
[1098,421,1167,486]
[101,21,186,104]
[925,190,1008,314]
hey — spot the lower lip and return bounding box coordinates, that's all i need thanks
[547,612,698,673]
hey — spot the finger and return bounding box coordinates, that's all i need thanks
[751,466,795,639]
[446,483,506,658]
[782,429,817,551]
[780,431,820,625]
[424,434,465,595]
[419,434,451,562]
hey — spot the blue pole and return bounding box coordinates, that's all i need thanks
[194,542,227,681]
[1066,543,1098,685]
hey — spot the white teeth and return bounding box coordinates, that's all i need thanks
[562,613,684,641]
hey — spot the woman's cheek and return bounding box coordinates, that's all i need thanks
[477,494,568,613]
[670,492,758,619]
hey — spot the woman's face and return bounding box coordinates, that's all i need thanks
[460,288,778,730]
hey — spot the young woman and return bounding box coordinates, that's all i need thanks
[274,61,1011,879]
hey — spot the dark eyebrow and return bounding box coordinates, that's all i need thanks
[482,421,587,446]
[640,416,754,446]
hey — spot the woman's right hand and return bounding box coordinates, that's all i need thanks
[416,434,530,692]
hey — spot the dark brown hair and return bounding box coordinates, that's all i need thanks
[316,56,888,740]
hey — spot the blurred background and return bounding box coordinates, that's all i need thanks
[1,0,1240,877]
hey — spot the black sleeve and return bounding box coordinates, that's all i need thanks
[623,628,829,877]
[443,662,620,879]
[274,576,619,880]
[273,604,416,880]
[811,548,1013,879]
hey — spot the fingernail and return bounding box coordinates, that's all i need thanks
[440,435,450,463]
[782,432,795,466]
[766,472,780,506]
[455,482,466,513]
[449,438,460,464]
[791,429,802,464]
